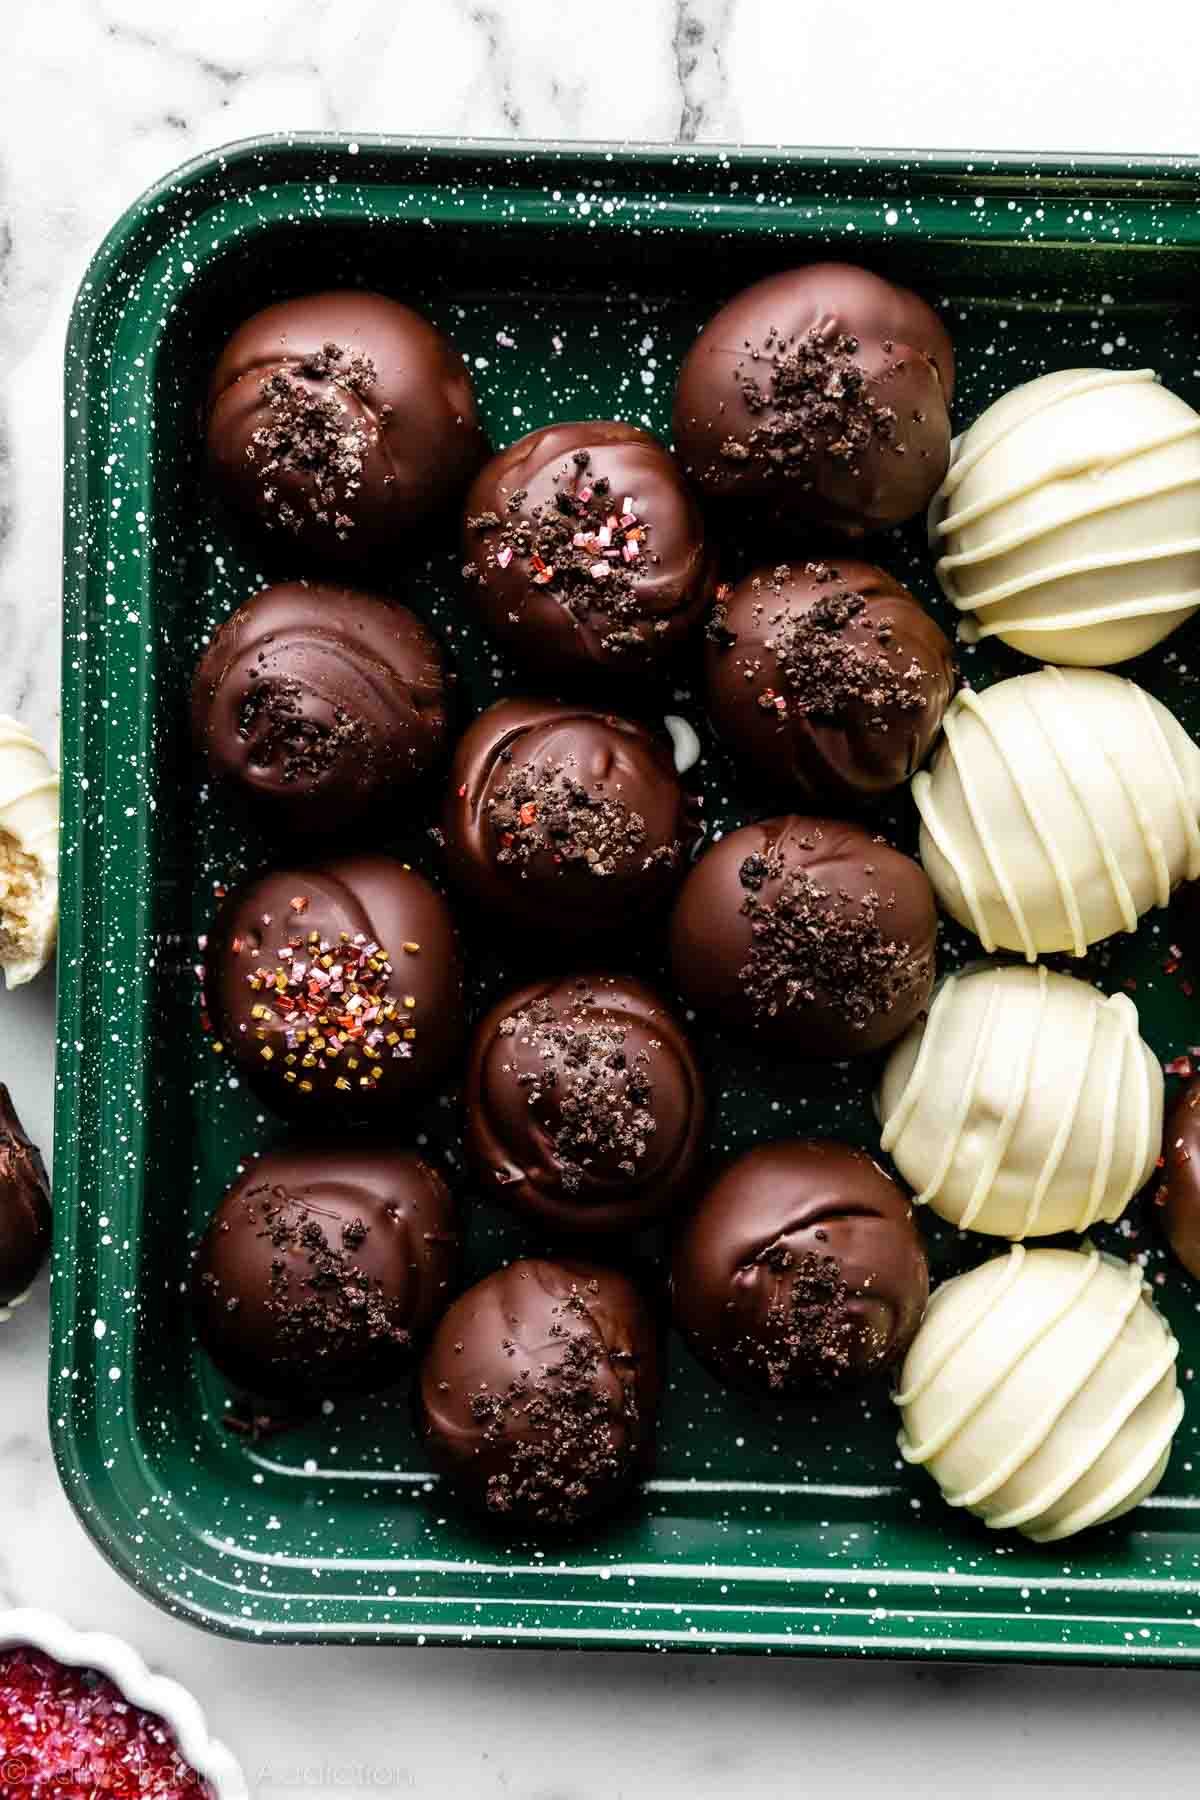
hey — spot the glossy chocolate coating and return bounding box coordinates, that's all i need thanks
[193,1144,460,1398]
[668,815,936,1058]
[206,854,464,1120]
[461,421,712,681]
[705,559,955,805]
[191,582,449,833]
[1157,1077,1200,1279]
[417,1257,661,1527]
[443,698,700,936]
[206,291,487,563]
[672,263,954,537]
[0,1085,51,1306]
[465,972,706,1235]
[672,1139,928,1396]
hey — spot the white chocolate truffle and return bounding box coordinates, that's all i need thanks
[932,369,1200,666]
[0,717,60,988]
[913,667,1200,959]
[896,1245,1183,1542]
[878,964,1162,1239]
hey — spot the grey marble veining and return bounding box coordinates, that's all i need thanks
[4,1,1200,1793]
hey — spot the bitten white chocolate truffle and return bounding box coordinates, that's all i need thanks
[878,964,1162,1238]
[896,1245,1183,1542]
[0,717,60,988]
[914,667,1200,959]
[932,369,1200,666]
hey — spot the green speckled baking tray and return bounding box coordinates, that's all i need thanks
[53,135,1200,1656]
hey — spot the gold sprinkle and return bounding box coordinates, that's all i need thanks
[404,1028,416,1041]
[404,995,416,1009]
[260,1046,274,1061]
[334,1077,352,1092]
[298,1079,313,1093]
[402,941,420,954]
[211,1041,224,1054]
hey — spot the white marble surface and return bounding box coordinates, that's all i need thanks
[4,1,1200,1793]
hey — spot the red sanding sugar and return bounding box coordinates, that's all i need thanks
[0,1647,210,1796]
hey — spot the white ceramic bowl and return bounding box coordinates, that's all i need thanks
[0,1609,247,1798]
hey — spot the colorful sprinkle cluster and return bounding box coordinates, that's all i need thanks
[244,925,416,1095]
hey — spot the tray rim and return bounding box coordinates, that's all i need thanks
[52,128,1200,1659]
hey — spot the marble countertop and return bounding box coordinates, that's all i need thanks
[4,1,1200,1793]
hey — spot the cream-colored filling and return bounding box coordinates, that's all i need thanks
[0,830,43,961]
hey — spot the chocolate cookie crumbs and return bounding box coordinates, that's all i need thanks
[248,341,379,538]
[486,756,662,880]
[466,450,658,656]
[497,985,656,1191]
[467,1283,642,1524]
[732,1247,854,1390]
[237,674,367,782]
[747,562,929,727]
[736,850,928,1035]
[205,1182,412,1379]
[720,328,901,478]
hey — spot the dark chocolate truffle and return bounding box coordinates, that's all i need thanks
[206,854,464,1119]
[193,1144,459,1399]
[465,973,705,1235]
[705,559,955,805]
[668,815,936,1058]
[672,263,954,537]
[461,421,712,680]
[671,1139,928,1395]
[443,698,700,936]
[206,291,487,562]
[0,1085,50,1308]
[191,582,449,834]
[417,1258,661,1527]
[1157,1076,1200,1279]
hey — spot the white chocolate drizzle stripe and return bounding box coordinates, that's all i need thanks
[950,537,1200,613]
[1079,1012,1127,1231]
[1130,679,1200,883]
[997,685,1087,957]
[878,977,956,1154]
[944,696,1037,961]
[913,972,1003,1211]
[1028,1385,1184,1543]
[894,1246,1026,1409]
[1031,669,1138,937]
[986,1336,1180,1530]
[1113,996,1154,1214]
[970,589,1200,640]
[959,967,1046,1232]
[1018,983,1099,1238]
[938,467,1200,600]
[950,1255,1142,1509]
[939,369,1157,499]
[901,1246,1106,1467]
[912,770,995,951]
[937,416,1200,540]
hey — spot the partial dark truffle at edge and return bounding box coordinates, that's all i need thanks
[206,291,487,563]
[417,1258,661,1528]
[705,559,956,805]
[193,1144,460,1399]
[0,1084,51,1308]
[443,698,701,936]
[668,815,936,1057]
[465,972,706,1234]
[191,582,449,834]
[672,263,954,537]
[1157,1076,1200,1280]
[461,421,712,681]
[205,854,464,1119]
[671,1139,929,1397]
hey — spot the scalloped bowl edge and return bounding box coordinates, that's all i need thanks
[0,1609,248,1798]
